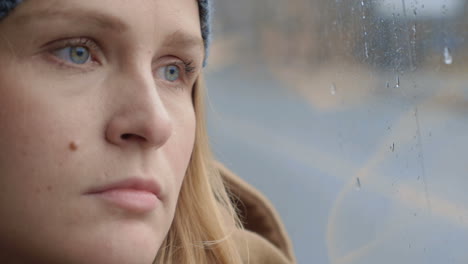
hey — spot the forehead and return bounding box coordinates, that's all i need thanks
[13,0,203,50]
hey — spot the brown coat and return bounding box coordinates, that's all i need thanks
[216,162,296,264]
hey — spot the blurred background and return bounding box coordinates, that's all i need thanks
[204,0,468,263]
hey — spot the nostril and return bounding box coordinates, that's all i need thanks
[121,134,146,141]
[121,134,133,140]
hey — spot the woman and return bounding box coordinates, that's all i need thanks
[0,0,295,263]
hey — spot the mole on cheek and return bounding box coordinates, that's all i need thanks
[69,141,79,151]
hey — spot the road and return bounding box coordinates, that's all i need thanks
[205,62,468,264]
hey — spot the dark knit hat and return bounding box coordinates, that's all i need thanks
[198,0,212,66]
[0,0,212,66]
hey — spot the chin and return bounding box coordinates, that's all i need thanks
[64,239,159,264]
[78,249,157,264]
[45,222,163,264]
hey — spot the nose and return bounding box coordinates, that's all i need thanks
[105,71,173,150]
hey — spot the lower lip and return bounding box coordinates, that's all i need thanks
[92,189,159,213]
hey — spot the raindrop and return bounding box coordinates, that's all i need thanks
[444,46,453,65]
[395,75,400,88]
[364,42,369,58]
[355,177,362,191]
[361,0,365,6]
[330,83,337,95]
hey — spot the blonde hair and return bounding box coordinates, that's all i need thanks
[154,76,244,263]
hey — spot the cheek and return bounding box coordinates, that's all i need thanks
[0,71,81,168]
[0,66,99,213]
[0,72,55,180]
[0,69,74,250]
[164,101,196,192]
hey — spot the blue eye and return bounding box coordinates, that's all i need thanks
[163,65,180,82]
[54,46,91,65]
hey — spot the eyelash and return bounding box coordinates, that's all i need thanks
[53,37,99,51]
[167,60,196,78]
[45,37,101,70]
[182,60,195,74]
[47,37,197,81]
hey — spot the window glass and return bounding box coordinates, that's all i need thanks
[206,1,468,263]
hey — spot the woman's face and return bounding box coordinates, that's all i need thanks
[0,0,202,263]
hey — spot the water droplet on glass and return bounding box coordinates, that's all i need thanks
[364,42,369,58]
[330,83,337,95]
[386,82,390,88]
[444,46,453,65]
[361,0,365,6]
[355,177,362,191]
[395,75,400,88]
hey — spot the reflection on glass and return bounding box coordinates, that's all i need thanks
[206,0,468,263]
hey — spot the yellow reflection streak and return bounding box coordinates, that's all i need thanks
[211,89,468,264]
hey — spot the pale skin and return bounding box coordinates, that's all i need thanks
[0,0,203,263]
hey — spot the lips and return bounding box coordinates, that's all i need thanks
[86,178,162,213]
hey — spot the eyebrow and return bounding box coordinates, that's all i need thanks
[12,7,128,33]
[162,30,205,55]
[12,6,205,59]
